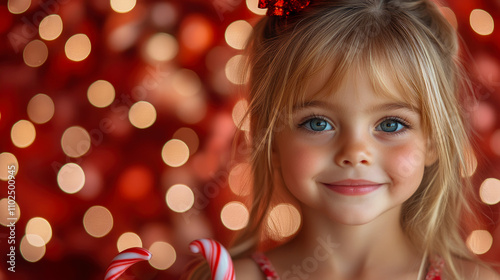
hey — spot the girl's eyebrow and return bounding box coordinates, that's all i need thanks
[293,100,420,113]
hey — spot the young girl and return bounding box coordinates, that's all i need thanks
[187,0,500,279]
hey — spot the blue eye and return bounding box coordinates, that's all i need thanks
[301,118,333,132]
[376,118,407,133]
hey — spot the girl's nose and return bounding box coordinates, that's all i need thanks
[334,136,373,167]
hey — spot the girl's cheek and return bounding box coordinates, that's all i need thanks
[388,142,426,180]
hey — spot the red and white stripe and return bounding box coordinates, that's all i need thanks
[104,247,152,280]
[189,239,235,280]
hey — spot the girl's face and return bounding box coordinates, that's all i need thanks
[273,68,436,225]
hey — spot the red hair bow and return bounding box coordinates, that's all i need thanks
[259,0,311,17]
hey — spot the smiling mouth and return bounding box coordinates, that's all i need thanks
[322,179,384,195]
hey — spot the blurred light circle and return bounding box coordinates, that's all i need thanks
[39,14,63,41]
[117,165,153,200]
[225,20,253,50]
[173,127,199,155]
[225,55,248,85]
[61,126,91,158]
[8,0,31,14]
[117,232,143,252]
[470,9,494,36]
[179,15,213,53]
[0,198,21,227]
[466,230,493,255]
[145,33,178,62]
[88,80,115,108]
[171,69,201,97]
[176,97,207,124]
[25,217,52,247]
[162,139,190,167]
[65,33,91,62]
[27,93,55,124]
[166,184,194,213]
[232,99,250,131]
[439,7,457,30]
[267,203,301,240]
[149,241,176,270]
[246,0,266,15]
[220,201,249,231]
[0,152,19,181]
[23,40,48,67]
[11,120,36,148]
[471,102,495,132]
[228,162,252,196]
[128,101,157,129]
[479,178,500,205]
[151,2,178,28]
[57,163,85,194]
[20,235,45,262]
[83,205,113,238]
[110,0,136,13]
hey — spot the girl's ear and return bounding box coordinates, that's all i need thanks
[424,138,438,166]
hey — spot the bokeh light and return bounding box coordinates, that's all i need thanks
[144,33,178,62]
[172,69,202,97]
[470,9,494,36]
[117,232,143,252]
[267,203,301,240]
[225,55,248,85]
[0,198,20,227]
[228,162,252,196]
[25,217,52,247]
[20,235,45,262]
[439,7,458,29]
[246,0,267,15]
[11,120,36,148]
[467,229,493,255]
[148,241,176,270]
[8,0,31,14]
[0,152,19,181]
[128,101,157,129]
[173,127,199,155]
[65,34,92,62]
[479,178,500,205]
[166,184,194,213]
[87,80,116,108]
[57,163,85,194]
[110,0,137,13]
[61,126,91,158]
[225,20,253,50]
[83,205,113,238]
[39,14,63,41]
[23,40,48,67]
[117,165,153,200]
[162,139,190,167]
[179,14,213,53]
[27,93,55,124]
[220,201,249,231]
[232,99,250,131]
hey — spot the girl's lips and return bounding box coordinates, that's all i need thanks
[322,179,385,196]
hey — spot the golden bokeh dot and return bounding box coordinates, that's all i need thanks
[166,184,194,213]
[0,152,19,181]
[220,201,249,231]
[439,7,458,30]
[61,126,91,158]
[225,55,248,85]
[39,14,63,41]
[232,99,250,131]
[57,163,85,194]
[145,33,178,62]
[0,198,21,227]
[148,241,176,270]
[65,33,92,62]
[267,203,301,240]
[87,80,115,108]
[11,120,36,148]
[162,139,190,167]
[173,127,199,155]
[20,235,45,262]
[228,162,252,196]
[225,20,253,50]
[110,0,137,13]
[23,39,48,67]
[172,69,201,97]
[27,93,55,124]
[246,0,266,15]
[466,230,493,255]
[117,232,143,252]
[128,101,157,129]
[470,9,494,36]
[83,205,113,238]
[479,178,500,205]
[25,217,52,247]
[8,0,31,14]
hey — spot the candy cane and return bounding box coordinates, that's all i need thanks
[104,247,152,280]
[189,239,235,280]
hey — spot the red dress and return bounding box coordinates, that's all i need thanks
[251,253,444,280]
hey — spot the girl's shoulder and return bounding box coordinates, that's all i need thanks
[234,257,267,280]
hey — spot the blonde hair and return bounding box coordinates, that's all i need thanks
[187,0,487,279]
